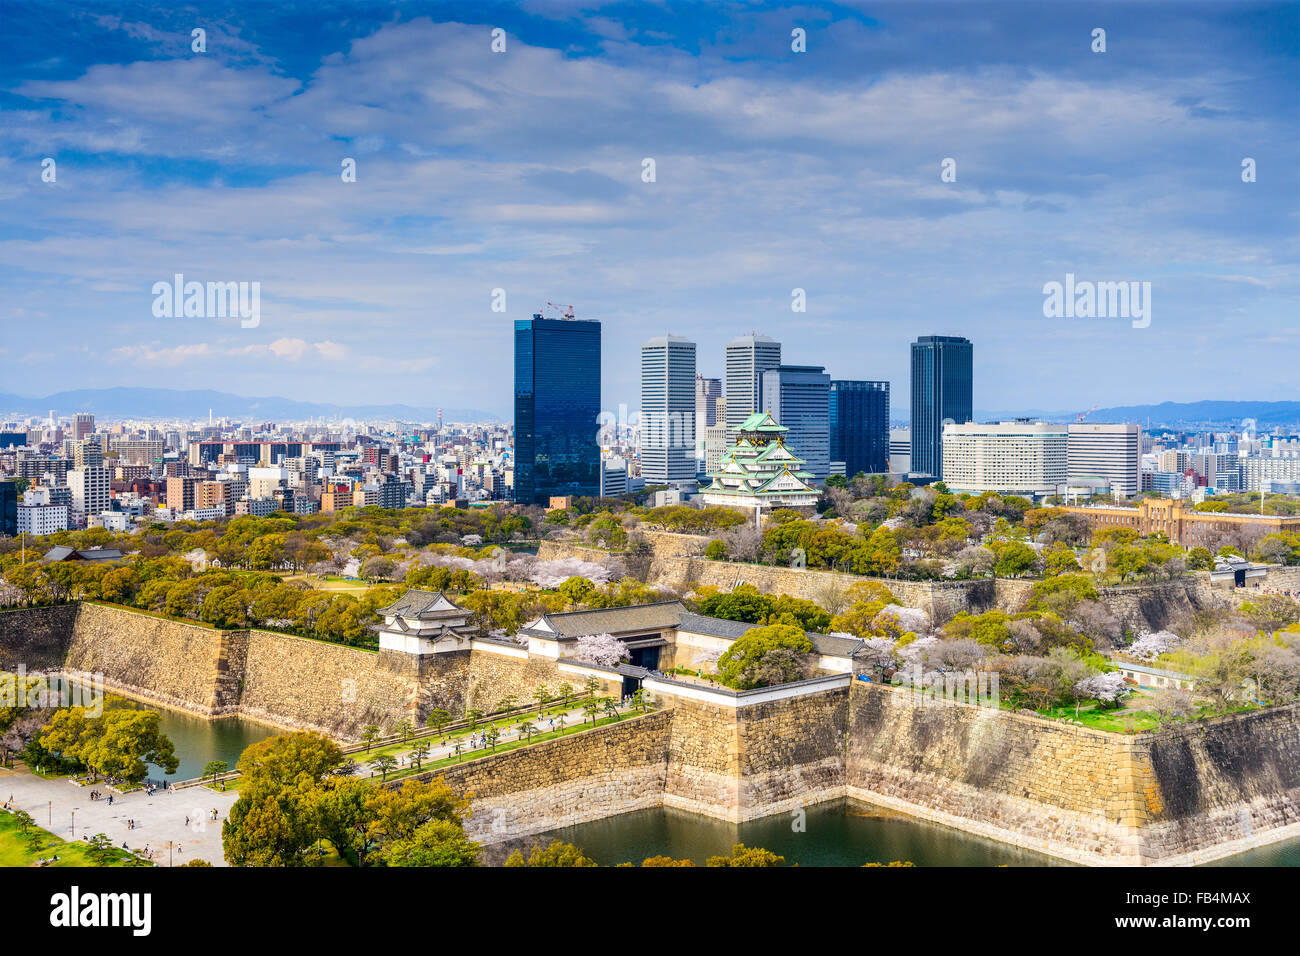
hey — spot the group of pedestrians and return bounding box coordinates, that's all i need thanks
[88,790,114,805]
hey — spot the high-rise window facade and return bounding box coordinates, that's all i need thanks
[761,365,831,480]
[911,335,973,478]
[830,380,890,477]
[514,315,601,504]
[725,334,781,440]
[1067,423,1141,498]
[641,336,697,483]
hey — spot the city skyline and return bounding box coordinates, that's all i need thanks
[2,2,1296,417]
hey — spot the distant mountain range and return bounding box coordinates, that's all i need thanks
[1,388,1294,430]
[979,401,1300,428]
[0,388,501,424]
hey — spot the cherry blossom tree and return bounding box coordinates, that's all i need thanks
[1075,672,1131,705]
[1128,630,1182,662]
[569,632,629,668]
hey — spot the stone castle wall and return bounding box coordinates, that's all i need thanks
[0,604,78,672]
[1140,704,1300,863]
[63,603,230,714]
[844,681,1300,865]
[2,603,625,741]
[844,681,1143,864]
[3,601,1296,864]
[417,710,674,844]
[230,631,425,738]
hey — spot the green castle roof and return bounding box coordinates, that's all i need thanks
[737,411,787,433]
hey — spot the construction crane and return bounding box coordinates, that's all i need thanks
[542,301,576,319]
[1076,404,1100,423]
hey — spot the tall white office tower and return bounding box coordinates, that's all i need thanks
[640,335,697,483]
[725,334,781,441]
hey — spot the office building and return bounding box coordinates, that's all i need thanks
[889,427,912,474]
[600,456,628,498]
[829,380,890,477]
[725,334,781,440]
[911,335,973,477]
[941,421,1067,497]
[640,335,697,483]
[73,413,95,442]
[761,365,831,480]
[701,398,729,476]
[695,375,722,429]
[1067,423,1142,498]
[514,313,602,504]
[0,481,16,537]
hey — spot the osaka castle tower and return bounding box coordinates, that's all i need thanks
[699,411,820,513]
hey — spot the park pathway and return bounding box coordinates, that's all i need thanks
[1,766,237,867]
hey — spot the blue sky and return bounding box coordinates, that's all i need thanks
[1,0,1297,419]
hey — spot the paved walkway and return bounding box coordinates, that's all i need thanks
[0,704,643,866]
[0,767,237,867]
[351,703,623,776]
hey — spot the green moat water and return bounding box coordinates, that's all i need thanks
[546,802,1300,867]
[545,802,1070,866]
[56,679,279,783]
[139,707,278,783]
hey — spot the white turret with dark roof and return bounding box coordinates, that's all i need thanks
[375,590,475,655]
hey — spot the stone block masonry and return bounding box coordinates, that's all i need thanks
[0,604,78,672]
[843,682,1300,865]
[231,630,424,739]
[63,603,230,714]
[659,678,849,823]
[3,602,1296,864]
[0,603,622,742]
[419,710,675,843]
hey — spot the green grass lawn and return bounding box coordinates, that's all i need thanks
[0,811,144,867]
[1030,703,1160,734]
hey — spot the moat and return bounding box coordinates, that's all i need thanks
[58,678,279,783]
[139,706,277,783]
[546,802,1300,867]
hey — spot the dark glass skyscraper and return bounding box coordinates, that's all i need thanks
[0,480,16,537]
[762,365,831,480]
[910,335,973,478]
[829,380,890,477]
[514,314,601,504]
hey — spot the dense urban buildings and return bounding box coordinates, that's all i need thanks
[910,335,973,478]
[830,380,890,477]
[513,313,602,504]
[724,334,781,441]
[640,335,697,484]
[761,365,830,481]
[941,421,1068,497]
